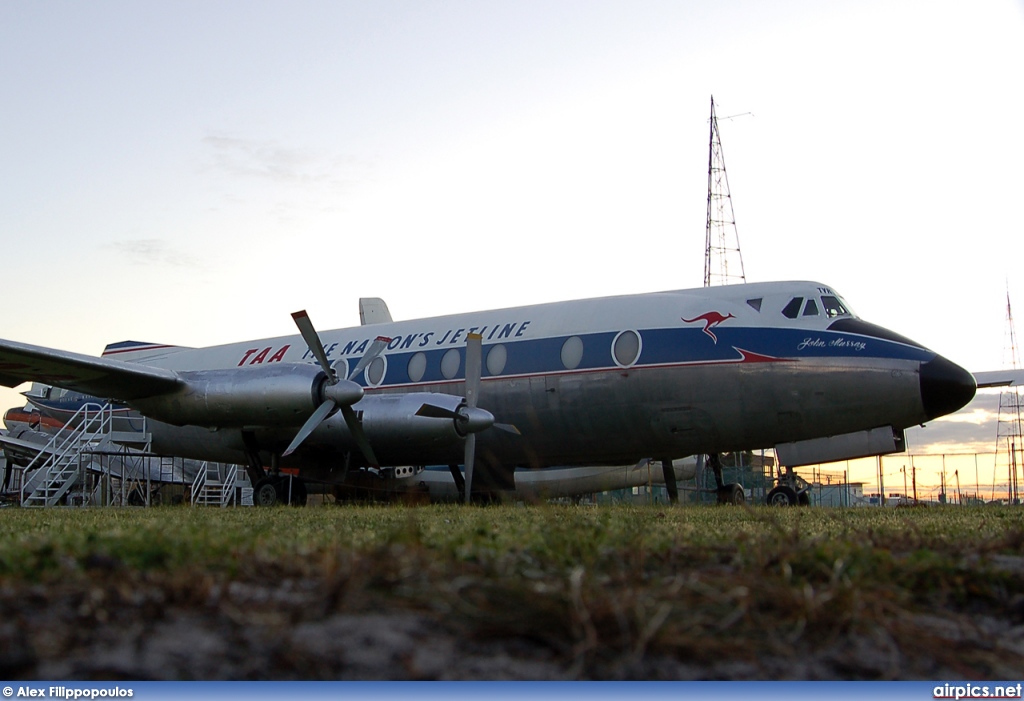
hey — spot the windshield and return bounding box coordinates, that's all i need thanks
[821,295,852,319]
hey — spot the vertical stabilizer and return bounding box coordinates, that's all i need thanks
[359,297,393,325]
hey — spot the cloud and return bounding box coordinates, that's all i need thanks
[907,390,1019,455]
[201,134,357,185]
[105,239,202,269]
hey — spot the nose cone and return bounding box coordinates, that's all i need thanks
[920,355,976,420]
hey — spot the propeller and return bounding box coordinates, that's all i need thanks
[411,334,521,502]
[463,332,482,503]
[282,310,383,463]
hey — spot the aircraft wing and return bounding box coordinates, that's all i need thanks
[0,338,181,400]
[974,369,1024,389]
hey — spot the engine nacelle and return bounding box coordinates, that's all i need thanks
[131,364,361,428]
[299,392,483,466]
[360,393,466,446]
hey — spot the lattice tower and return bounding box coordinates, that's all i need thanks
[993,288,1022,503]
[704,95,747,287]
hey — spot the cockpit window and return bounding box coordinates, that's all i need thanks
[821,295,850,318]
[746,298,763,312]
[782,297,803,319]
[803,299,819,316]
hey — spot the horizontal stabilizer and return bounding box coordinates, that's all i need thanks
[974,369,1024,389]
[101,340,191,361]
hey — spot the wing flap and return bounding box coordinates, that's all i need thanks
[0,338,180,400]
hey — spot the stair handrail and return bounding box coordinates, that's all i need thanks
[190,462,208,506]
[221,464,238,507]
[21,402,114,506]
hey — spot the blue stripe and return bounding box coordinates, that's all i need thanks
[357,326,934,388]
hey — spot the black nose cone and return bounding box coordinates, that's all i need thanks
[920,355,976,420]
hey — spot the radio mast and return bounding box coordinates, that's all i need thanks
[704,95,747,287]
[993,287,1023,503]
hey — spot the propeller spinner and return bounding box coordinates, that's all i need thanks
[282,310,384,463]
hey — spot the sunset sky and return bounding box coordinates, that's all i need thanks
[2,1,1022,491]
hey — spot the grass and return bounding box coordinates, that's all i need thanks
[1,504,1023,678]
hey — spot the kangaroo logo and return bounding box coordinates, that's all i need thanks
[682,311,735,344]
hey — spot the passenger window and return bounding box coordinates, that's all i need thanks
[821,295,849,318]
[782,297,803,319]
[803,299,819,316]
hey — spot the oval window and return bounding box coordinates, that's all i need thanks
[366,356,387,386]
[330,358,349,383]
[612,330,641,368]
[561,336,584,370]
[407,352,427,383]
[486,344,507,376]
[441,348,461,380]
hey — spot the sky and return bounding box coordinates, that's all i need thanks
[2,1,1023,490]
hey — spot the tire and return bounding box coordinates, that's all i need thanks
[717,483,746,505]
[797,491,811,507]
[253,478,280,507]
[767,485,798,506]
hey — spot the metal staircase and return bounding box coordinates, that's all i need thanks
[20,404,151,507]
[190,462,238,507]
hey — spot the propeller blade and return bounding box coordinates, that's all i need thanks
[347,336,392,381]
[494,422,521,435]
[465,333,482,409]
[341,405,379,467]
[463,433,476,504]
[415,403,459,420]
[282,399,335,457]
[292,310,335,381]
[461,334,485,503]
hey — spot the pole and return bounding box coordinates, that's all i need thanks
[941,455,947,505]
[912,456,918,505]
[878,456,885,507]
[975,453,980,505]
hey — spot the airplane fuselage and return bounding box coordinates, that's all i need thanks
[83,281,974,479]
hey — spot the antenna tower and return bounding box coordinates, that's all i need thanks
[704,95,747,287]
[993,287,1023,503]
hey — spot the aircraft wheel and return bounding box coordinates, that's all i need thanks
[717,483,745,505]
[253,478,280,507]
[767,485,798,507]
[798,491,811,507]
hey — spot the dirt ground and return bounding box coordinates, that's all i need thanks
[2,559,1023,680]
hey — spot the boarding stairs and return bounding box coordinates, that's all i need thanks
[20,404,152,507]
[191,462,238,507]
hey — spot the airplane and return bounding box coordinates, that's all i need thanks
[0,280,981,506]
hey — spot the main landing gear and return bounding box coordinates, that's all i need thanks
[766,466,810,507]
[253,475,308,507]
[707,453,746,505]
[243,435,308,506]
